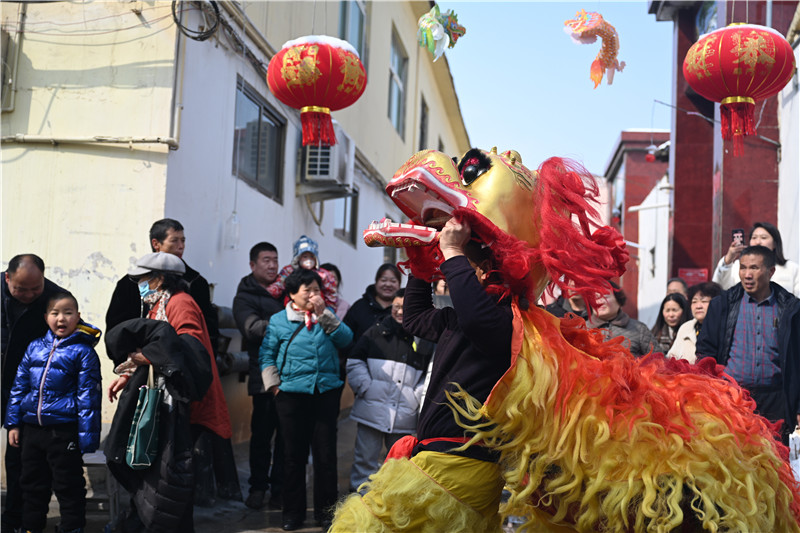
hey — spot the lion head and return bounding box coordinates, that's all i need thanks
[365,147,628,305]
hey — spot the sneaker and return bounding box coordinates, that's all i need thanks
[245,489,266,510]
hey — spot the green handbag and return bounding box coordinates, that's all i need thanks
[125,364,162,470]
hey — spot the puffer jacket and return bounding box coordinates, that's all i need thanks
[586,309,661,357]
[259,304,352,395]
[347,315,432,434]
[5,322,102,453]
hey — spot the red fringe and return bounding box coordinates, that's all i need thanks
[720,102,755,157]
[301,111,337,146]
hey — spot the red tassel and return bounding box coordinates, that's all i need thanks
[301,109,337,146]
[720,101,755,156]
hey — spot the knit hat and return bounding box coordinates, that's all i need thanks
[292,235,320,267]
[128,252,186,276]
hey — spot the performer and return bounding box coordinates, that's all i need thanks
[333,147,800,532]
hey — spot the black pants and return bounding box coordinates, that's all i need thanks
[19,422,86,531]
[2,440,22,528]
[750,386,792,445]
[249,393,284,495]
[274,388,339,523]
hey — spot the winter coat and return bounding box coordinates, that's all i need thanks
[105,261,220,354]
[712,257,800,297]
[105,318,212,533]
[696,283,800,425]
[259,304,352,395]
[5,322,102,453]
[347,315,432,434]
[587,310,661,357]
[404,257,514,444]
[232,273,284,395]
[667,318,700,363]
[342,285,393,357]
[1,274,65,424]
[150,292,231,439]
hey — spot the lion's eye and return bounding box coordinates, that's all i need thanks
[458,149,491,186]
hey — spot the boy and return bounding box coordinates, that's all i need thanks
[5,292,102,533]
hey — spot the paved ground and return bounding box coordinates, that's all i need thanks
[15,412,360,533]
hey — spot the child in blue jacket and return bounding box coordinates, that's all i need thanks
[5,292,102,533]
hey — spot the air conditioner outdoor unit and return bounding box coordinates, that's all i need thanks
[300,121,354,187]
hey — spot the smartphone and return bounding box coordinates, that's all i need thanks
[732,228,745,247]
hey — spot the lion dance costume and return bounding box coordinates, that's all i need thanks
[331,148,800,532]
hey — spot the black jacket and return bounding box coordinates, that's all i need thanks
[232,274,284,395]
[544,296,588,320]
[1,273,65,424]
[403,257,513,445]
[105,319,212,532]
[105,261,219,355]
[342,284,393,359]
[697,282,800,424]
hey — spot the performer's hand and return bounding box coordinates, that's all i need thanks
[108,375,129,403]
[8,428,19,447]
[440,217,471,260]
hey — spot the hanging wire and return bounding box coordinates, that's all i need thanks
[171,0,219,41]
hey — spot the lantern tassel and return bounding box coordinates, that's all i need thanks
[301,106,336,147]
[720,99,755,156]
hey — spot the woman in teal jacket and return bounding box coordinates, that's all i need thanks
[259,268,352,531]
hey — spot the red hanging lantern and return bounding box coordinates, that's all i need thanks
[682,24,795,155]
[267,36,367,146]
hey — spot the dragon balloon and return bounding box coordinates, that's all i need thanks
[565,10,625,89]
[331,147,800,532]
[417,5,465,61]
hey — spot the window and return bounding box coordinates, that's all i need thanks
[388,30,407,137]
[437,137,445,153]
[233,77,285,201]
[419,96,428,151]
[331,186,359,245]
[339,1,367,61]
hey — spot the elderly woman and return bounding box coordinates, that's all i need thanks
[106,252,231,532]
[260,268,352,531]
[667,282,722,363]
[586,282,661,357]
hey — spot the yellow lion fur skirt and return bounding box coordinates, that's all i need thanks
[331,450,505,532]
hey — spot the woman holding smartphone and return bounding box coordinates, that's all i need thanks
[712,222,799,296]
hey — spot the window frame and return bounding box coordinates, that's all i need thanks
[232,76,286,203]
[419,95,428,151]
[388,28,408,138]
[331,186,360,247]
[339,0,367,63]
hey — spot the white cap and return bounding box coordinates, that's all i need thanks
[128,252,185,276]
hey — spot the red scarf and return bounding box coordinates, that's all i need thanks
[291,302,318,330]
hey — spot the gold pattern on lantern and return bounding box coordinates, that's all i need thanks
[337,51,365,94]
[685,35,718,79]
[730,31,775,76]
[281,45,321,88]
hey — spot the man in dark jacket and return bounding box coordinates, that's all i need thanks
[696,245,800,443]
[232,242,284,510]
[1,254,65,531]
[105,218,219,355]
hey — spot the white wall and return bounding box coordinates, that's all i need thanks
[635,176,672,328]
[778,44,799,266]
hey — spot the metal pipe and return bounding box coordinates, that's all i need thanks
[2,3,26,113]
[1,134,178,149]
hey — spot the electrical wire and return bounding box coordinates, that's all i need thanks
[171,0,219,41]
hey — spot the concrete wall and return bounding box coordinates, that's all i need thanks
[778,43,799,266]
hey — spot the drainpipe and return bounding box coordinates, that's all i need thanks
[2,3,25,113]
